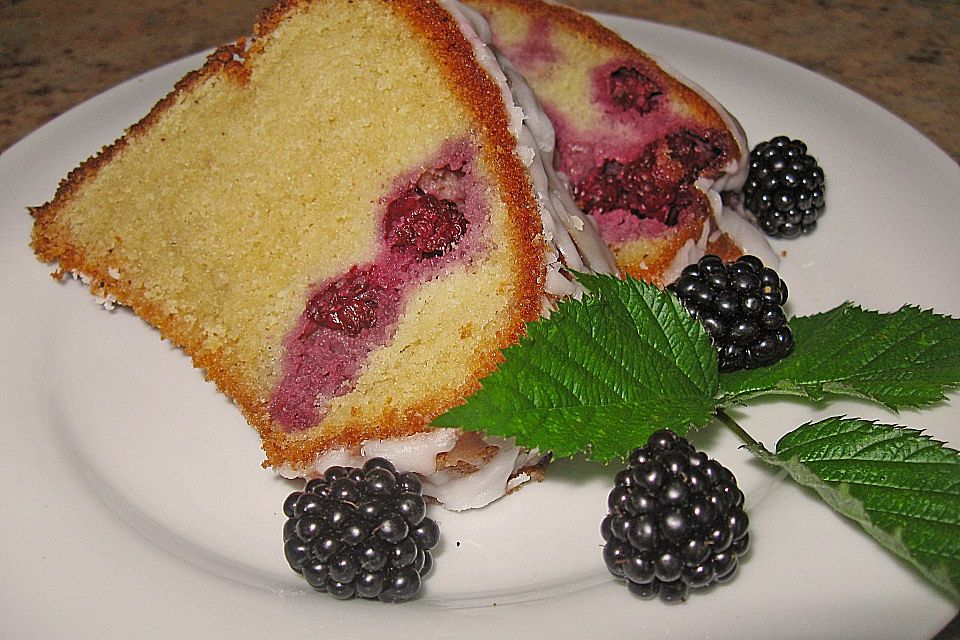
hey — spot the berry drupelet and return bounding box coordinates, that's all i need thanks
[282,457,439,603]
[668,254,793,372]
[602,429,750,603]
[743,136,825,238]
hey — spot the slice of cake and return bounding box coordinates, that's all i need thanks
[30,0,617,509]
[466,0,775,285]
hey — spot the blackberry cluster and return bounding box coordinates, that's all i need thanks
[602,430,749,603]
[282,458,439,603]
[743,136,825,238]
[668,254,792,372]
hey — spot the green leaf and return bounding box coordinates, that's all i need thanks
[720,304,960,410]
[432,274,719,460]
[747,417,960,601]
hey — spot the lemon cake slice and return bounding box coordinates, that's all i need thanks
[467,0,775,285]
[30,0,617,509]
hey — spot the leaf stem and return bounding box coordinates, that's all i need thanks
[715,408,764,450]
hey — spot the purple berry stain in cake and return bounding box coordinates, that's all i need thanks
[546,60,731,246]
[490,15,559,71]
[302,266,383,338]
[607,67,662,114]
[270,141,488,431]
[383,187,467,260]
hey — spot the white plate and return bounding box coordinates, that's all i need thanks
[1,14,958,640]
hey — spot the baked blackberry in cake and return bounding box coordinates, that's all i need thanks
[467,0,776,284]
[29,0,617,509]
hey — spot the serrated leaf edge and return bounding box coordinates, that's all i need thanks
[719,303,960,410]
[747,419,960,602]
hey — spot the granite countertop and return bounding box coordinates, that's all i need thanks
[1,1,957,637]
[1,0,958,162]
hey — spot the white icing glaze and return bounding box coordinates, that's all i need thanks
[363,430,460,476]
[69,269,119,310]
[714,193,780,267]
[276,428,545,511]
[420,439,544,511]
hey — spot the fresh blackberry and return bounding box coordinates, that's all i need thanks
[743,136,825,238]
[667,254,792,372]
[282,457,438,603]
[602,429,750,603]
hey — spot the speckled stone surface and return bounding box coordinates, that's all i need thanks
[1,1,957,636]
[1,0,958,163]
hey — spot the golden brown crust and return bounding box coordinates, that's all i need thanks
[30,0,548,472]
